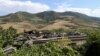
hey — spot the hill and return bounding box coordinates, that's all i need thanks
[0,11,100,32]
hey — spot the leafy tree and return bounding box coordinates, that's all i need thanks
[0,27,17,47]
[77,29,100,56]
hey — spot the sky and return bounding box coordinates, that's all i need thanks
[0,0,100,17]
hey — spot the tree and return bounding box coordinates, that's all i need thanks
[79,29,100,56]
[0,27,17,48]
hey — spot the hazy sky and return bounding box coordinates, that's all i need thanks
[0,0,100,17]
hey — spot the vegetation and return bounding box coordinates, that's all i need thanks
[75,29,100,56]
[0,27,100,56]
[0,26,17,47]
[10,42,80,56]
[0,27,79,56]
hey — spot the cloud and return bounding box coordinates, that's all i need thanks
[54,3,100,17]
[0,0,50,15]
[0,0,100,17]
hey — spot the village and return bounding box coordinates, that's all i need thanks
[3,30,87,54]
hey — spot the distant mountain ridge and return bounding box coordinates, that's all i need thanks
[1,11,100,23]
[0,11,100,32]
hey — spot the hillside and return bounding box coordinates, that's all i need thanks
[0,11,100,32]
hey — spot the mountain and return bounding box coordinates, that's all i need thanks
[0,11,100,32]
